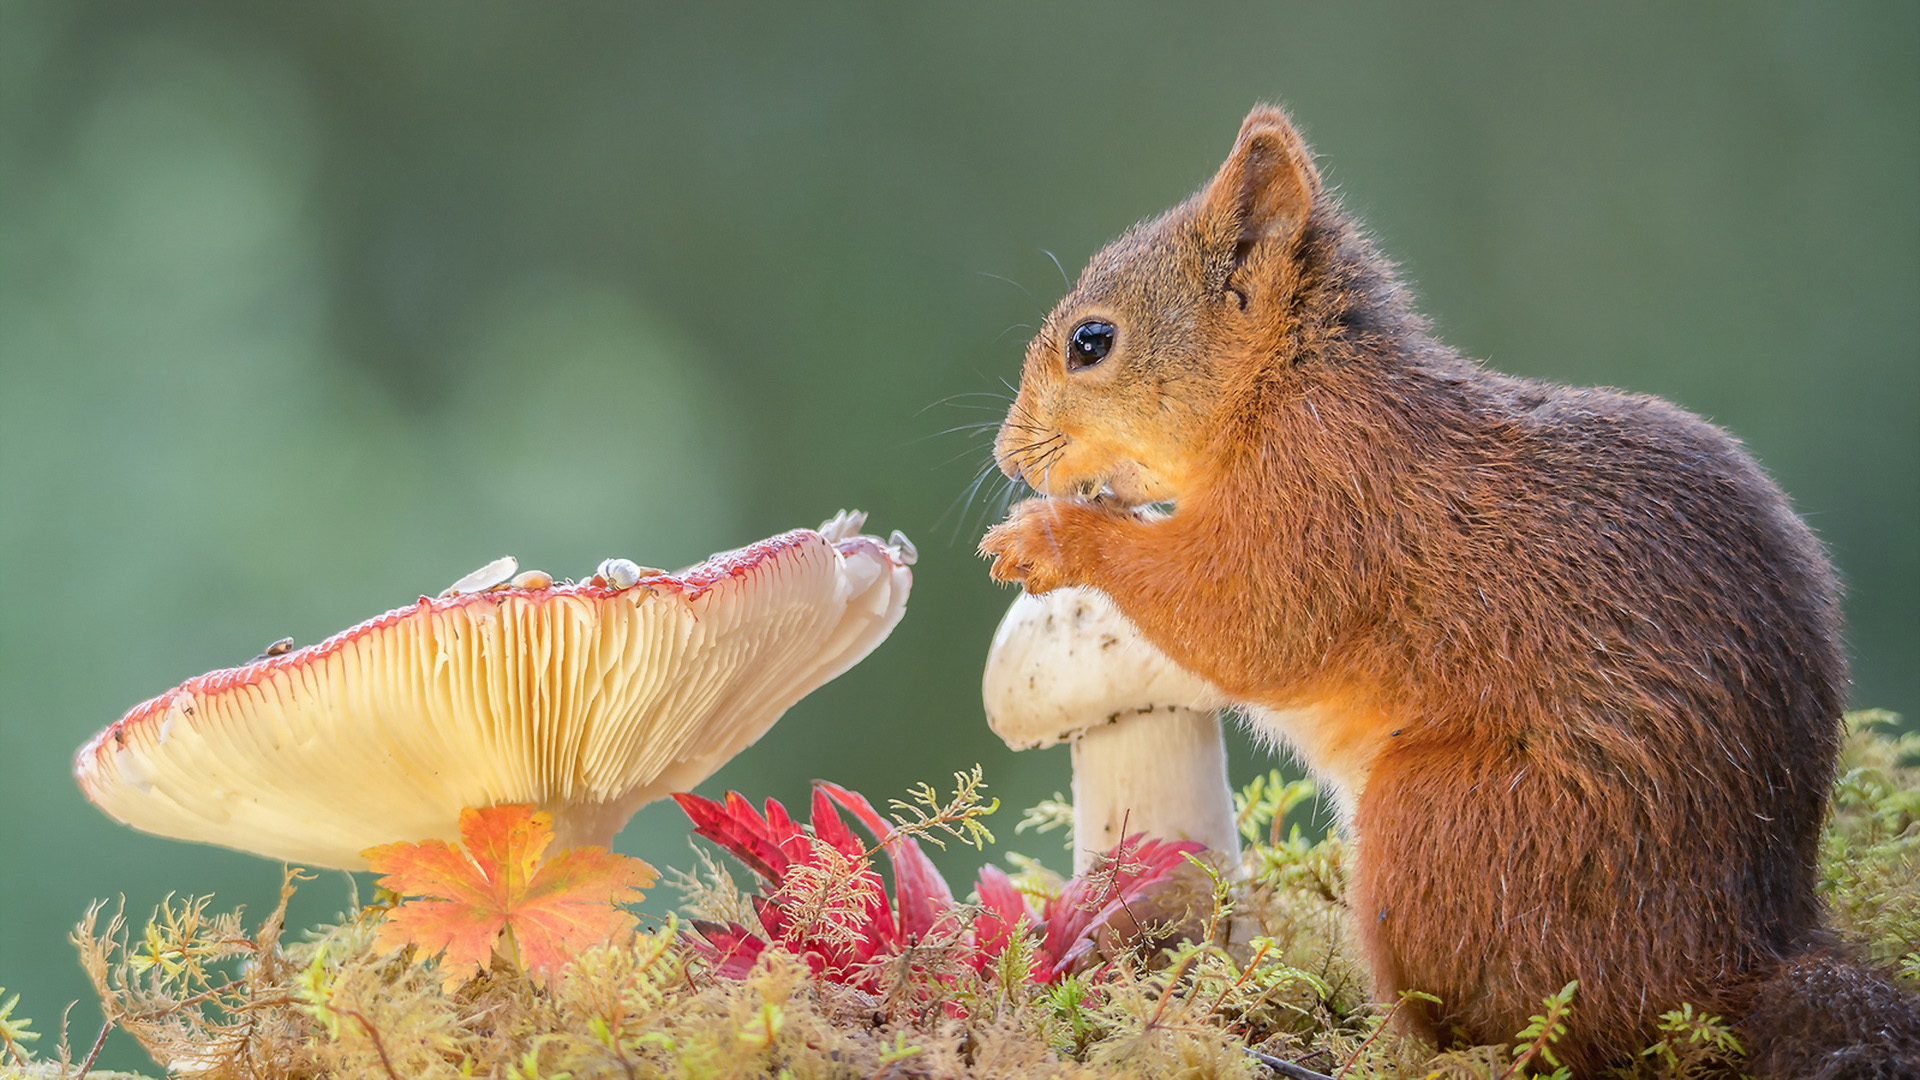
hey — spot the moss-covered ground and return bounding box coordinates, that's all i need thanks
[2,713,1914,1080]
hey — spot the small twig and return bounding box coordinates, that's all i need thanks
[1227,977,1313,1037]
[1143,948,1204,1031]
[76,1020,112,1080]
[609,1040,640,1080]
[339,1008,402,1080]
[1207,938,1274,1017]
[127,977,243,1021]
[1496,1026,1555,1080]
[1494,983,1576,1080]
[1337,995,1412,1077]
[1247,1047,1338,1080]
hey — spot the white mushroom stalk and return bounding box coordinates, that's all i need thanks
[982,587,1239,874]
[77,514,914,870]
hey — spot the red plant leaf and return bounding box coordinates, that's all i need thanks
[365,804,656,991]
[681,789,896,986]
[815,781,955,942]
[687,919,767,979]
[1039,834,1203,978]
[971,864,1031,965]
[807,786,866,861]
[762,795,817,867]
[672,791,803,881]
[678,782,1209,994]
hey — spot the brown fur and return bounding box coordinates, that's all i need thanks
[980,106,1918,1073]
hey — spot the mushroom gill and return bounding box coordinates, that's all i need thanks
[77,517,914,870]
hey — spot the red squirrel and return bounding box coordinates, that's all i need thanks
[980,105,1919,1075]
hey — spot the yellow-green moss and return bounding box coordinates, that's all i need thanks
[4,712,1913,1080]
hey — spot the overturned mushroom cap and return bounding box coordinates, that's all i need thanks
[77,516,914,870]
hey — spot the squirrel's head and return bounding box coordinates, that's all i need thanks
[995,105,1323,507]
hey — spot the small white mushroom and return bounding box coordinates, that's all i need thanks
[983,586,1239,874]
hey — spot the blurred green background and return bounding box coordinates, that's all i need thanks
[1,2,1913,1070]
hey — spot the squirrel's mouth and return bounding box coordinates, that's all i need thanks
[1004,439,1173,508]
[1070,460,1169,510]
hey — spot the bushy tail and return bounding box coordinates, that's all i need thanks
[1742,948,1920,1079]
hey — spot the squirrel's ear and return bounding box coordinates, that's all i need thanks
[1201,106,1320,258]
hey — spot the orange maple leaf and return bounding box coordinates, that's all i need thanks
[363,804,656,991]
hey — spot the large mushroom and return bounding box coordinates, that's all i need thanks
[982,587,1240,874]
[77,513,913,870]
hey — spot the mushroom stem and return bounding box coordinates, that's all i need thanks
[982,586,1242,877]
[1070,706,1239,875]
[545,802,628,852]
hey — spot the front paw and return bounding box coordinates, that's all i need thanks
[979,499,1093,594]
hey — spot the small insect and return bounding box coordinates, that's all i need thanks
[251,637,295,663]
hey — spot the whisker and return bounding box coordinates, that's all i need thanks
[977,271,1036,302]
[939,457,1008,543]
[998,433,1065,463]
[952,425,1061,543]
[927,419,1009,437]
[1041,248,1072,291]
[938,403,1028,418]
[1000,429,1064,449]
[915,391,1014,418]
[974,468,1027,542]
[1001,394,1048,431]
[935,440,1001,468]
[904,423,1006,455]
[927,364,1059,544]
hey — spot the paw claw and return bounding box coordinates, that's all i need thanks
[979,498,1089,593]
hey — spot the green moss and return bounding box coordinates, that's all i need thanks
[1821,710,1920,973]
[4,711,1914,1080]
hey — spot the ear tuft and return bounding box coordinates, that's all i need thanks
[1203,105,1321,259]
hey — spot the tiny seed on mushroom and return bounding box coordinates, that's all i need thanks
[887,530,918,566]
[594,558,661,590]
[441,556,518,597]
[511,570,554,590]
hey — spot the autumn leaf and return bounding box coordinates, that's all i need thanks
[363,804,656,990]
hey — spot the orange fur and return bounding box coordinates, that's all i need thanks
[981,106,1919,1073]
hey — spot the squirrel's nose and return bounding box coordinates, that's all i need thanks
[991,434,1024,483]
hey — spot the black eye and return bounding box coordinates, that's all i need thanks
[1066,321,1115,370]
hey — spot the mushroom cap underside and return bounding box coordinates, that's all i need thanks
[77,525,912,869]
